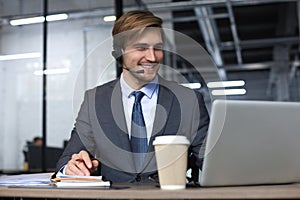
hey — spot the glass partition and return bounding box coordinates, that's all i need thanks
[0,0,116,171]
[1,0,298,172]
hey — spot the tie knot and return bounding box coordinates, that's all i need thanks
[132,91,145,103]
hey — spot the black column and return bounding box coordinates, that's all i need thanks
[115,0,123,78]
[42,0,48,172]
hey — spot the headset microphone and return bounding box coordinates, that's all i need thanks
[122,67,145,74]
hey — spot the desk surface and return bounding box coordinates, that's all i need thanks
[1,183,300,199]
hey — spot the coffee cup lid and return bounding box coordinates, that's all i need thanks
[152,135,190,145]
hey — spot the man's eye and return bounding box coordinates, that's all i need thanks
[135,46,147,50]
[154,45,163,50]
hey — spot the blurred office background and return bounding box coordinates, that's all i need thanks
[0,0,299,172]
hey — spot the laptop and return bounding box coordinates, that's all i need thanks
[200,99,300,187]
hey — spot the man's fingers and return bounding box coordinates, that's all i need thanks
[66,151,93,176]
[66,161,86,176]
[91,159,99,171]
[79,150,92,169]
[65,151,100,176]
[92,159,99,167]
[76,161,91,176]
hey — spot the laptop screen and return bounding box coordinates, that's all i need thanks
[200,100,300,186]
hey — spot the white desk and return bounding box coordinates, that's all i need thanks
[1,173,300,199]
[1,183,300,199]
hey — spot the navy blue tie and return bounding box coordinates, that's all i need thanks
[130,91,148,171]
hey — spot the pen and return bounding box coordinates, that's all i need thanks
[75,158,99,162]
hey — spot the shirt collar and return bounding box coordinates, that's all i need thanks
[120,73,158,99]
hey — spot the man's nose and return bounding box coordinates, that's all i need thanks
[145,48,156,61]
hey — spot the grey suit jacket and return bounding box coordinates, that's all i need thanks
[56,76,209,183]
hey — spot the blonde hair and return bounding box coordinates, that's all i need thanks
[112,10,162,37]
[112,10,163,57]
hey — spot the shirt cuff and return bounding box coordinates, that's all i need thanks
[57,165,67,176]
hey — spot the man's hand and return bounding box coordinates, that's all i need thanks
[65,150,99,176]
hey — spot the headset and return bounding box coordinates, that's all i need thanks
[111,47,123,66]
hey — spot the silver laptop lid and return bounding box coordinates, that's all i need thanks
[200,99,300,186]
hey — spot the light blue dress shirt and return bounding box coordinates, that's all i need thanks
[120,74,159,144]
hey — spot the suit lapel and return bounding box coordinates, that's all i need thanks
[149,83,174,147]
[153,78,176,133]
[143,78,175,171]
[95,79,132,152]
[110,80,132,151]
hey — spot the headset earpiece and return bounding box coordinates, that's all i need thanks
[111,48,123,66]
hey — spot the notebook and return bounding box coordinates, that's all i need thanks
[51,175,110,188]
[200,99,300,187]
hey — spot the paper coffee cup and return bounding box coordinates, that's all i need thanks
[153,135,190,190]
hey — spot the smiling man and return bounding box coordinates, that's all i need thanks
[55,10,210,183]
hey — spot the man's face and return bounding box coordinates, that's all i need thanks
[122,28,163,89]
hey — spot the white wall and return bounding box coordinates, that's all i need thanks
[0,18,113,170]
[0,64,3,168]
[0,23,42,169]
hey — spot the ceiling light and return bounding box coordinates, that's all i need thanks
[10,13,68,26]
[207,80,245,88]
[46,13,68,22]
[103,15,116,22]
[0,52,41,61]
[34,68,70,76]
[181,83,201,89]
[211,89,246,96]
[10,16,45,26]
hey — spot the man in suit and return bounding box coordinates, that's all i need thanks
[56,10,209,183]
